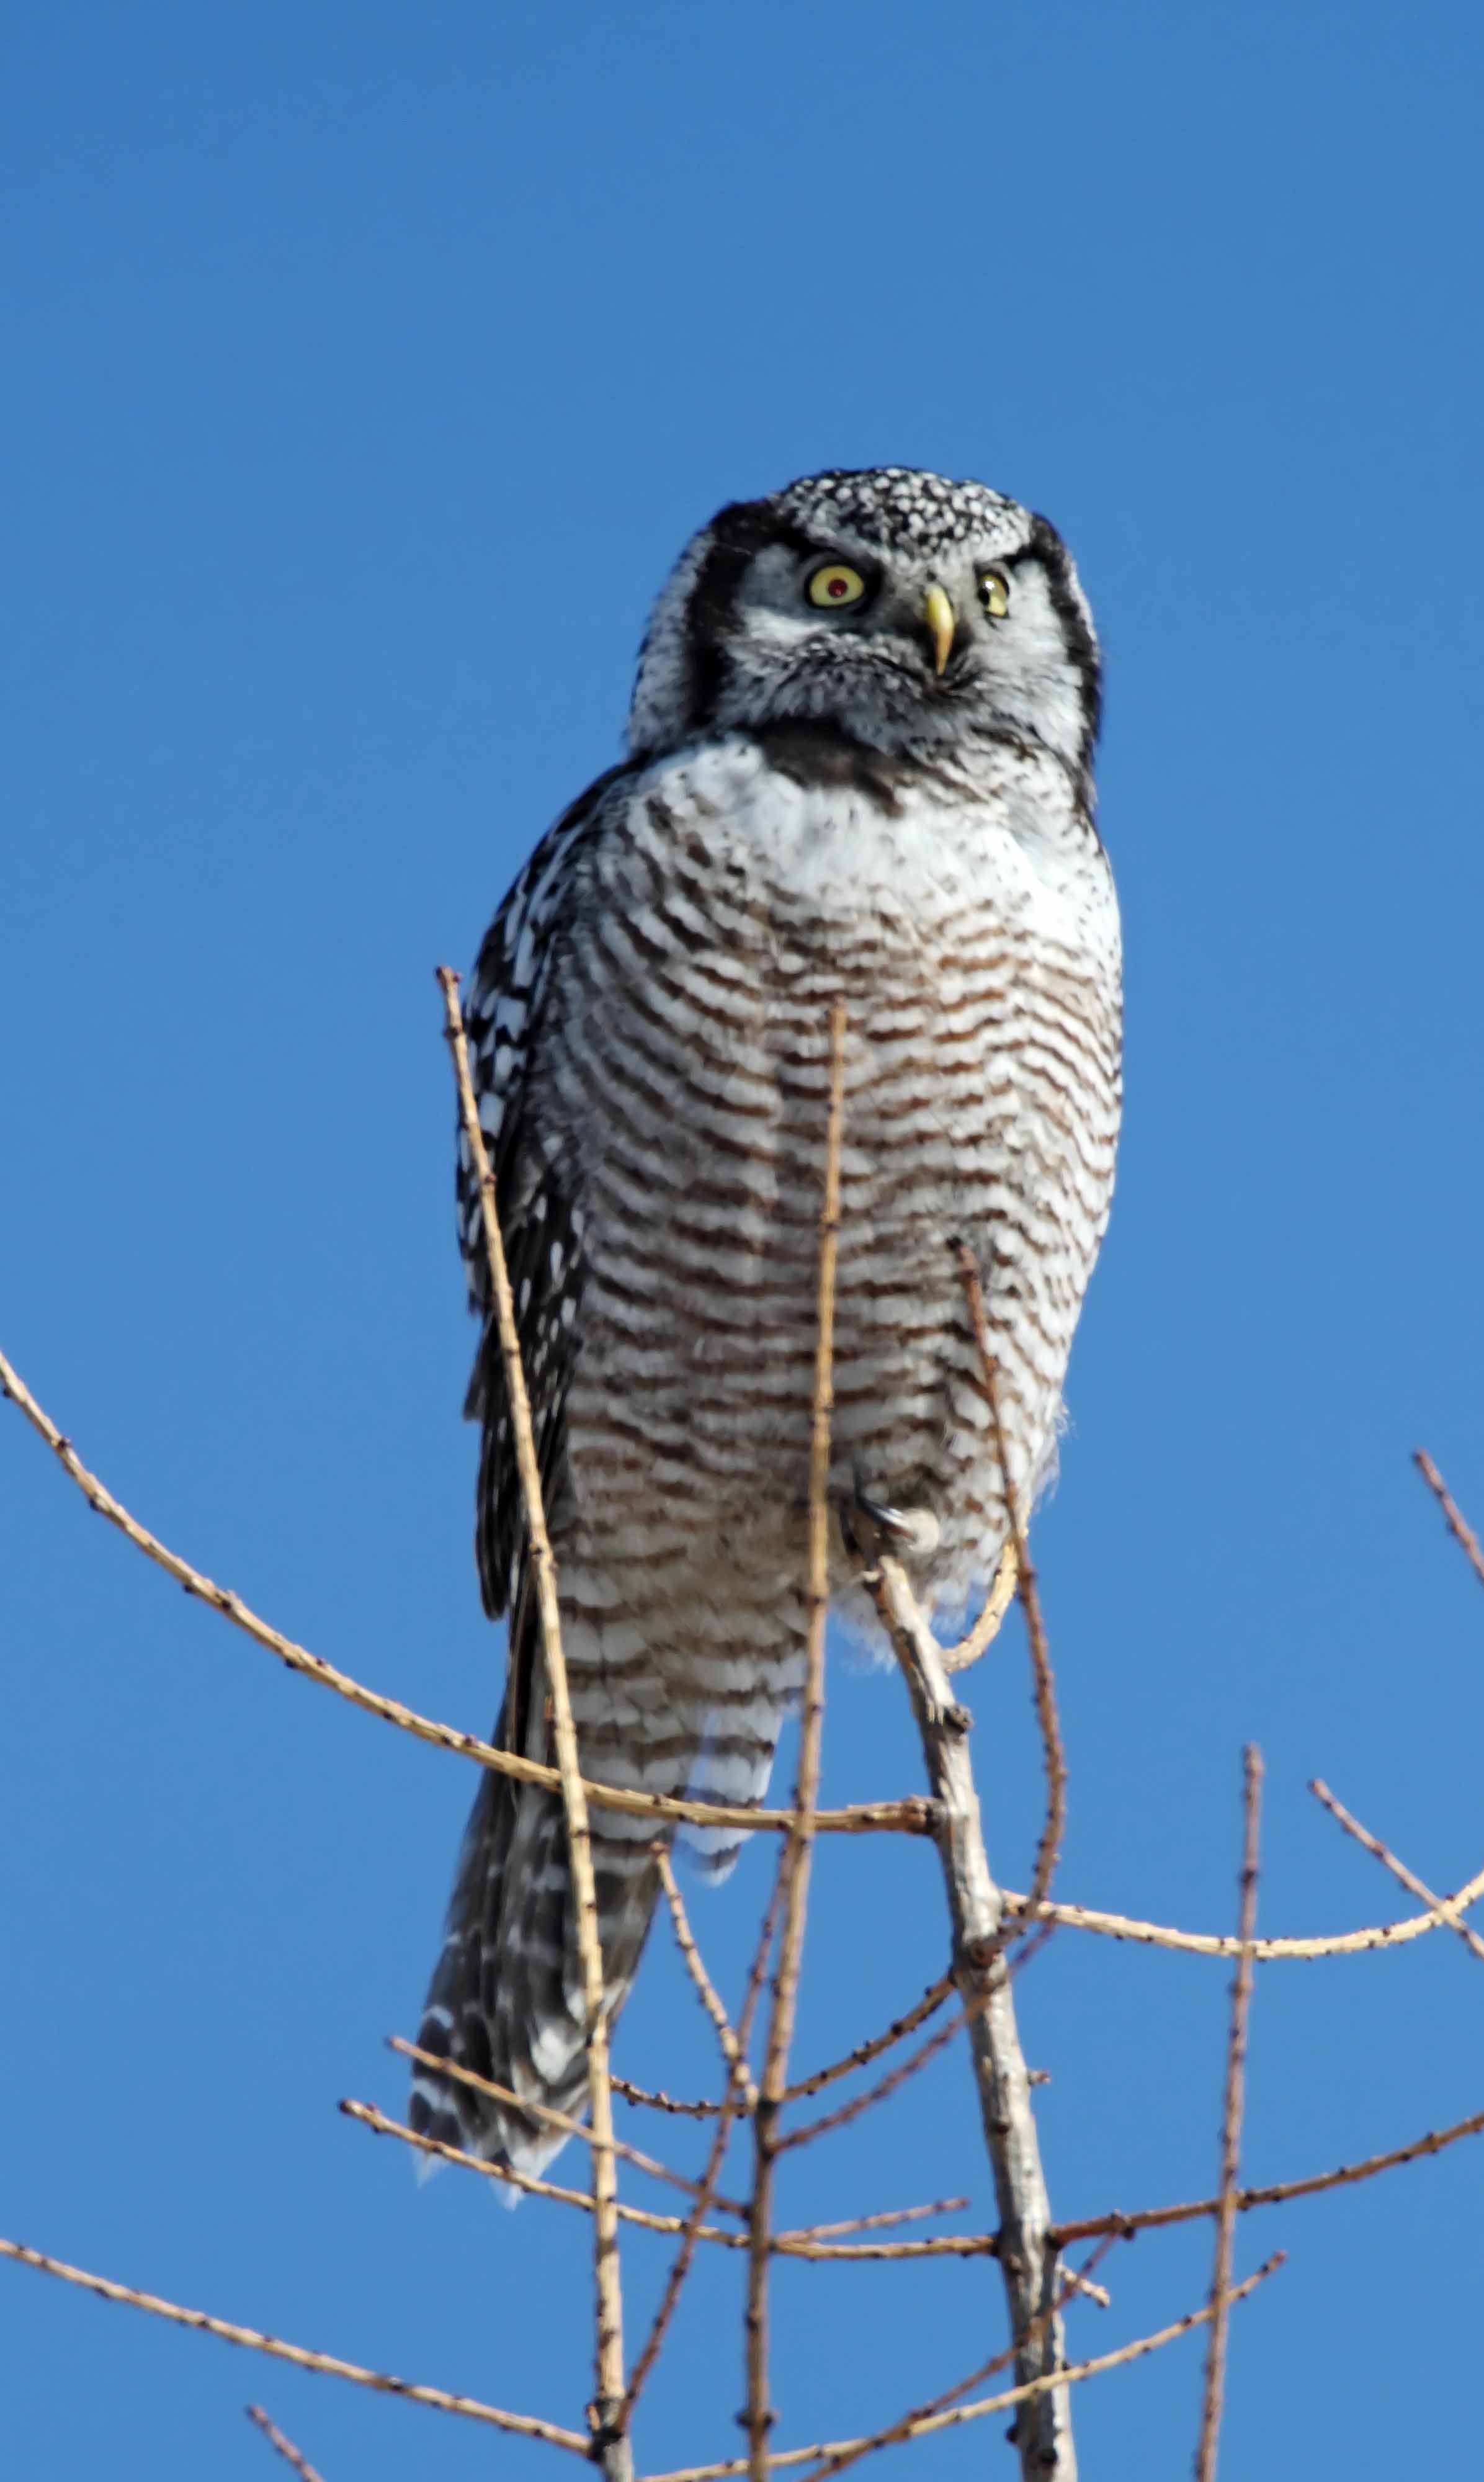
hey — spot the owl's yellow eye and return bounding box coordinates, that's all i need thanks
[807,562,868,611]
[977,570,1010,619]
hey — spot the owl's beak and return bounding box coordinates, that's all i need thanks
[922,582,956,676]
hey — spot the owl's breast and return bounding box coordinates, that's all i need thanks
[544,737,1120,1590]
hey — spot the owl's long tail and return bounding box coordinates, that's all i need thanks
[408,1752,669,2177]
[409,1615,793,2177]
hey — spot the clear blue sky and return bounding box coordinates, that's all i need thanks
[4,3,1483,2475]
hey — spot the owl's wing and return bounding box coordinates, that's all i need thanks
[458,761,635,1628]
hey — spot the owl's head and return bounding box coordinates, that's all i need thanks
[627,467,1100,797]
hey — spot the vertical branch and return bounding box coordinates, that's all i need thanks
[867,1557,1076,2482]
[954,1245,1066,1921]
[1194,1745,1263,2482]
[437,969,629,2480]
[745,1000,846,2482]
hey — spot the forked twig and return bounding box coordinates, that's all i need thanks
[246,2404,328,2482]
[1196,1746,1263,2482]
[1310,1780,1484,1966]
[746,998,847,2481]
[438,967,627,2472]
[0,2236,588,2450]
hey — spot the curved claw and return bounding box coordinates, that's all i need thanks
[841,1484,942,1564]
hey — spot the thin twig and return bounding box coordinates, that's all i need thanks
[780,2007,968,2150]
[999,1873,1484,1960]
[613,2079,724,2120]
[637,2259,1284,2482]
[390,2037,747,2215]
[954,1243,1066,1924]
[624,2103,743,2415]
[782,1973,954,2103]
[343,2097,730,2235]
[1053,2097,1484,2245]
[1310,1780,1484,1967]
[438,967,627,2471]
[0,1345,927,1842]
[797,2240,1119,2482]
[623,1869,790,2418]
[943,1541,1018,1674]
[246,2405,329,2482]
[656,1847,758,2107]
[776,2198,968,2241]
[867,1552,1074,2480]
[747,1000,846,2482]
[1415,1450,1484,1590]
[354,2094,993,2260]
[0,2235,588,2451]
[1196,1746,1263,2482]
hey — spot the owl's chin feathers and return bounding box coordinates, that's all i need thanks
[705,644,1089,796]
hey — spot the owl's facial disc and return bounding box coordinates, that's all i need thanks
[725,537,979,689]
[625,470,1100,795]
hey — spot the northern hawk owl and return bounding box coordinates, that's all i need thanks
[411,467,1122,2174]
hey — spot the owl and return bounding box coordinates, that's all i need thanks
[410,468,1121,2175]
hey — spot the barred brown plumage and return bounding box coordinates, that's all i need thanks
[411,468,1122,2175]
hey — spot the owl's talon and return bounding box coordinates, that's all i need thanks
[843,1485,942,1564]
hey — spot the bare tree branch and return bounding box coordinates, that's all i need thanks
[746,998,846,2480]
[0,1345,929,1845]
[866,1554,1075,2480]
[777,2199,969,2241]
[1053,2097,1484,2246]
[793,2242,1117,2482]
[390,2035,748,2214]
[782,1974,954,2103]
[656,1848,759,2108]
[998,1873,1484,1960]
[1310,1779,1484,1966]
[624,1870,790,2419]
[1415,1450,1484,1591]
[780,2007,970,2151]
[613,2079,727,2121]
[942,1541,1018,1675]
[0,2236,589,2451]
[1194,1746,1263,2482]
[246,2405,329,2482]
[638,2257,1284,2481]
[438,965,629,2473]
[953,1244,1066,1925]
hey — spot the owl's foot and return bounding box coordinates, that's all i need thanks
[839,1483,941,1566]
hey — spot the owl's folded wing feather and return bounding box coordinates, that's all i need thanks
[457,763,635,1633]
